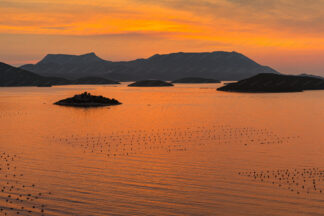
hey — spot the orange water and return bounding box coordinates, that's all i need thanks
[0,83,324,216]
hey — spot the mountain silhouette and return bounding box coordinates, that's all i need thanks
[299,73,324,79]
[0,62,69,86]
[21,51,279,81]
[0,62,119,86]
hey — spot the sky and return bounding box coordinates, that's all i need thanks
[0,0,324,75]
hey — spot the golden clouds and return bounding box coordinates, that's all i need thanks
[1,0,324,43]
[0,0,324,74]
[0,0,198,35]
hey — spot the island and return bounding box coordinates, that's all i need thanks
[73,77,120,85]
[54,92,121,107]
[128,80,174,87]
[172,77,220,83]
[37,83,52,87]
[217,73,324,93]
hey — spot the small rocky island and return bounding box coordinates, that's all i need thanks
[54,92,121,107]
[128,80,174,87]
[172,77,220,83]
[217,73,324,93]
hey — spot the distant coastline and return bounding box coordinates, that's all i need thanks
[217,73,324,93]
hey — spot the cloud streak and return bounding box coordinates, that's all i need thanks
[0,0,324,74]
[137,0,324,35]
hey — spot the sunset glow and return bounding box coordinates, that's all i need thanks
[1,0,324,74]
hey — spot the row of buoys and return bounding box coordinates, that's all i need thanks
[239,168,324,195]
[44,124,299,157]
[0,152,51,215]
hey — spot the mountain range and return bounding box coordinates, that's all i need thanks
[21,51,279,81]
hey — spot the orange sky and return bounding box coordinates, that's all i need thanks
[0,0,324,75]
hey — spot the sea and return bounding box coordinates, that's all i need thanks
[0,82,324,215]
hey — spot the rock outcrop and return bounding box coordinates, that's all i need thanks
[54,92,121,107]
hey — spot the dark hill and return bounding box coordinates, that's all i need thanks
[172,77,220,83]
[217,73,324,93]
[21,51,279,81]
[0,62,69,86]
[0,62,121,87]
[299,73,324,79]
[128,80,173,87]
[39,52,104,65]
[21,53,113,80]
[73,77,120,85]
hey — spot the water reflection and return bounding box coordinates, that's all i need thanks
[0,84,323,215]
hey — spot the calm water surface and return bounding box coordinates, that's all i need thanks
[0,83,324,215]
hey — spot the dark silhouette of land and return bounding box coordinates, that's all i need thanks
[73,77,120,85]
[299,73,324,79]
[128,80,174,87]
[54,92,121,107]
[0,62,68,86]
[172,77,220,83]
[21,51,279,81]
[37,83,53,87]
[0,62,120,87]
[217,73,324,93]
